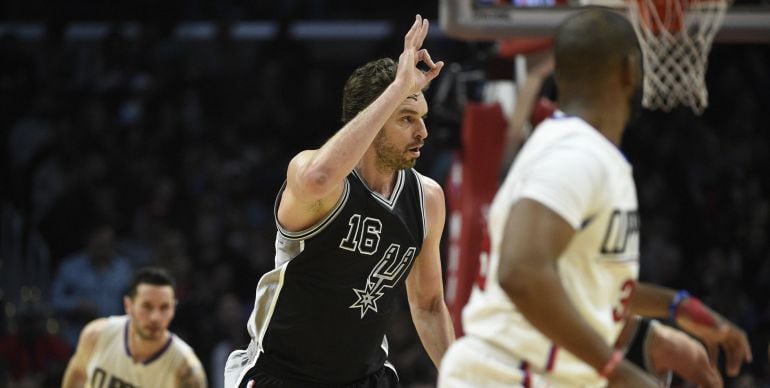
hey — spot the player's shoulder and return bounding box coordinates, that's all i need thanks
[172,335,207,386]
[412,170,446,231]
[412,169,444,199]
[170,333,203,363]
[79,317,112,347]
[536,117,599,144]
[544,117,621,155]
[170,333,195,353]
[529,119,613,164]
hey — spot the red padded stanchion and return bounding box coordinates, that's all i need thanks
[444,102,507,336]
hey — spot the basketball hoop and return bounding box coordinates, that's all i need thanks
[626,0,731,114]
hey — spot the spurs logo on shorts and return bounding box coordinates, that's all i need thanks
[350,243,417,318]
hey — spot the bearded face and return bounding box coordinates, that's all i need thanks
[372,129,423,171]
[372,93,428,172]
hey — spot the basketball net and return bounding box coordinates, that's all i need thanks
[626,0,731,114]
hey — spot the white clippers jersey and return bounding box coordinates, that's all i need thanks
[85,315,195,388]
[462,113,640,387]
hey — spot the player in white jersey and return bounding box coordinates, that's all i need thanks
[62,267,207,388]
[439,8,751,388]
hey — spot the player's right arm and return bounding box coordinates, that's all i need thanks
[62,318,107,388]
[277,14,443,232]
[497,199,658,387]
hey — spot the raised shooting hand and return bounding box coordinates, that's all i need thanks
[396,15,444,95]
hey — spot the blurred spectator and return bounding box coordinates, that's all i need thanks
[49,223,132,347]
[153,228,193,298]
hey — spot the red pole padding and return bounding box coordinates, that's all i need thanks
[444,102,507,336]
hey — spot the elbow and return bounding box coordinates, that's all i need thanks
[497,261,541,305]
[500,278,539,307]
[298,166,333,197]
[289,149,345,198]
[410,293,447,318]
[426,295,448,315]
[412,297,436,315]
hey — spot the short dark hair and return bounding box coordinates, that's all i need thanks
[341,57,397,124]
[126,267,176,299]
[554,8,640,84]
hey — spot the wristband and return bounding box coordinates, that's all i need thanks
[677,296,718,327]
[668,290,690,321]
[599,350,624,378]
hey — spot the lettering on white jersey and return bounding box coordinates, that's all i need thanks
[600,209,640,256]
[350,243,417,318]
[92,367,138,388]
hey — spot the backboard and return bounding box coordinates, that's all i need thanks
[439,0,770,42]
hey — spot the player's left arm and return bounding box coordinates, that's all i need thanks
[616,316,723,387]
[176,351,208,388]
[405,174,455,368]
[629,282,752,376]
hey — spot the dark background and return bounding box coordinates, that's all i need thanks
[1,1,769,387]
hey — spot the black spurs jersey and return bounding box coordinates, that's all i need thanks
[238,168,426,385]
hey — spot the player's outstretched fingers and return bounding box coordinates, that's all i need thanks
[723,326,752,376]
[404,15,423,49]
[415,18,430,49]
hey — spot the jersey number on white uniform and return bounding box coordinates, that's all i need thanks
[612,279,637,322]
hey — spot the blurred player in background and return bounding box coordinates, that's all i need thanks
[439,8,750,387]
[62,267,206,388]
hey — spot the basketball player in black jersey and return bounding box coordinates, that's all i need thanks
[224,15,455,387]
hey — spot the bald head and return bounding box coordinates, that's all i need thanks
[554,8,641,86]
